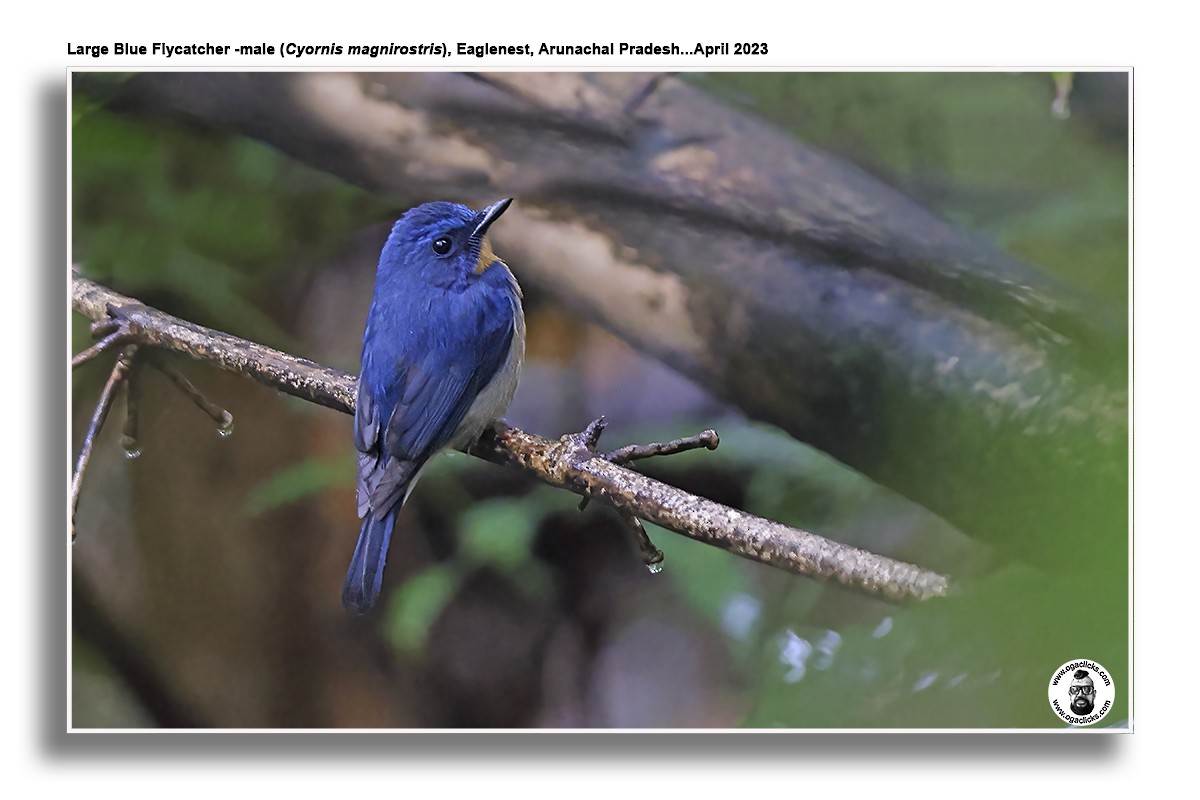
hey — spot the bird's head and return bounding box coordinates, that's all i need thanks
[380,198,514,290]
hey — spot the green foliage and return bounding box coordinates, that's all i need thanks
[384,493,559,656]
[674,74,1128,726]
[74,74,1127,727]
[693,72,1128,308]
[243,454,353,518]
[71,101,389,346]
[71,634,155,728]
[386,563,461,656]
[457,498,540,572]
[742,565,1127,728]
[596,414,1128,728]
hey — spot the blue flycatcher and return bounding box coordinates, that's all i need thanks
[345,198,525,613]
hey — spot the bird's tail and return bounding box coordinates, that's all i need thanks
[341,509,397,614]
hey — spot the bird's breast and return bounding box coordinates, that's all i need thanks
[450,293,525,449]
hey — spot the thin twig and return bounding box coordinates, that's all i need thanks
[149,355,234,433]
[621,73,672,117]
[121,359,141,458]
[574,417,608,510]
[570,416,670,563]
[604,428,720,465]
[578,422,719,510]
[71,331,132,368]
[90,317,120,337]
[71,344,138,541]
[617,509,664,572]
[581,416,608,450]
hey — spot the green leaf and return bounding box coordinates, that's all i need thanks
[457,498,540,572]
[385,563,462,656]
[244,455,353,517]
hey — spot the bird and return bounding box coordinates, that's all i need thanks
[344,198,525,613]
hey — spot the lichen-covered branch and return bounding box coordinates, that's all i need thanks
[72,268,356,414]
[471,422,946,601]
[71,269,949,602]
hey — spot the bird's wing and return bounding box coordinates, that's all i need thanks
[354,296,515,519]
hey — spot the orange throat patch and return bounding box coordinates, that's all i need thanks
[474,238,497,274]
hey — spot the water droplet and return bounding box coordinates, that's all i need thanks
[217,412,234,438]
[120,435,141,459]
[872,616,893,639]
[646,561,664,575]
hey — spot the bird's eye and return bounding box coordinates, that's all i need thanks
[432,237,452,256]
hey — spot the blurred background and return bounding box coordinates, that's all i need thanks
[70,72,1128,729]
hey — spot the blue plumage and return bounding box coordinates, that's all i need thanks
[344,199,525,613]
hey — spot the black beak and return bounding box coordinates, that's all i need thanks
[470,198,513,241]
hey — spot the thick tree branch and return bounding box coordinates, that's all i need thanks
[91,72,1127,569]
[71,270,949,602]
